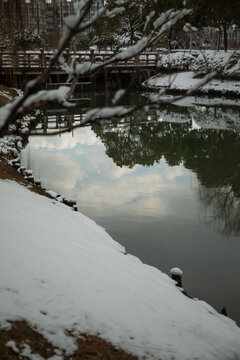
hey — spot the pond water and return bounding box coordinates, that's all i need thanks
[21,93,240,324]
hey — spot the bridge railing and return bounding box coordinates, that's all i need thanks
[0,49,159,69]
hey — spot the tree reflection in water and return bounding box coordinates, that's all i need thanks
[39,99,240,236]
[91,107,240,237]
[199,172,240,237]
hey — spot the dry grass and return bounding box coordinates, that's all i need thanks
[0,84,18,107]
[0,321,138,360]
[0,156,52,198]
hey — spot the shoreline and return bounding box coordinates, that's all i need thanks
[0,88,138,360]
[143,71,240,97]
[1,85,240,360]
[0,87,138,360]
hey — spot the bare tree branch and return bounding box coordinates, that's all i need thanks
[0,2,226,140]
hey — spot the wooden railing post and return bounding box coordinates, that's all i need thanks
[27,54,31,68]
[90,49,95,63]
[12,52,19,68]
[40,48,46,67]
[113,50,118,66]
[135,54,140,66]
[146,54,149,65]
[65,48,71,65]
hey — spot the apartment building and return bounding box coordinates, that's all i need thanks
[0,0,104,35]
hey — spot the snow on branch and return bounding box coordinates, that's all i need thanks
[0,2,221,138]
[63,8,194,81]
[0,87,73,131]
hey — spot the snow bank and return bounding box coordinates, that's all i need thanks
[0,115,32,157]
[158,52,196,71]
[146,71,240,96]
[158,50,240,78]
[1,180,240,359]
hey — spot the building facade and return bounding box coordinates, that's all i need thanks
[0,0,104,35]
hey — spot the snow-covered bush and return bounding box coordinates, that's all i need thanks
[158,51,196,71]
[0,28,44,51]
[158,50,240,78]
[191,51,240,77]
[191,51,232,73]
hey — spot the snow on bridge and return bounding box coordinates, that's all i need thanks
[0,49,159,73]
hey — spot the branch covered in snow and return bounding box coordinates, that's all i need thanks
[0,2,224,138]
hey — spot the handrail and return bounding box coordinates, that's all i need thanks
[0,50,159,69]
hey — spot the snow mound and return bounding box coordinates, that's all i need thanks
[158,50,240,78]
[158,52,196,71]
[1,180,240,359]
[146,71,240,96]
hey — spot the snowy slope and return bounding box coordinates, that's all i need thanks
[146,71,240,95]
[158,50,240,78]
[1,180,240,360]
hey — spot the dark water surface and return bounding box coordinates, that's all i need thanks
[21,93,240,324]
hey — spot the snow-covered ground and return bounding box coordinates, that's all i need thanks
[158,50,240,78]
[1,179,240,359]
[146,71,240,96]
[145,50,240,95]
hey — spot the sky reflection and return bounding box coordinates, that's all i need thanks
[21,122,240,325]
[23,127,197,221]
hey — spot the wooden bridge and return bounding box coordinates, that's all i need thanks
[0,49,159,72]
[33,109,161,135]
[0,49,160,88]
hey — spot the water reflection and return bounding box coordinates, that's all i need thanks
[91,116,240,236]
[21,95,240,323]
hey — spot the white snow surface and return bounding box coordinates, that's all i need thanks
[157,50,240,76]
[170,268,183,277]
[147,72,240,95]
[1,180,240,359]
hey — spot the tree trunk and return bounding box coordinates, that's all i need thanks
[217,28,221,51]
[168,27,172,53]
[223,26,228,52]
[130,26,134,46]
[190,31,193,53]
[128,16,134,46]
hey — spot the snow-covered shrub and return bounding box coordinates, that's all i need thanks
[191,51,240,77]
[158,50,240,78]
[191,51,232,73]
[0,29,44,51]
[158,52,196,71]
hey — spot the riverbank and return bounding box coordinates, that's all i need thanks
[1,174,240,360]
[0,148,136,360]
[1,86,240,360]
[0,87,137,360]
[145,71,240,96]
[144,50,240,96]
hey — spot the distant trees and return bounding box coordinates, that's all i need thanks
[102,0,155,47]
[0,29,44,52]
[154,0,185,51]
[0,0,25,36]
[208,0,240,52]
[102,0,240,51]
[188,0,240,51]
[0,0,45,51]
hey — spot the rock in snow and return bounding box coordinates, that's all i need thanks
[0,179,240,359]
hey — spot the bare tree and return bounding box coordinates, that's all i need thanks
[0,0,218,139]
